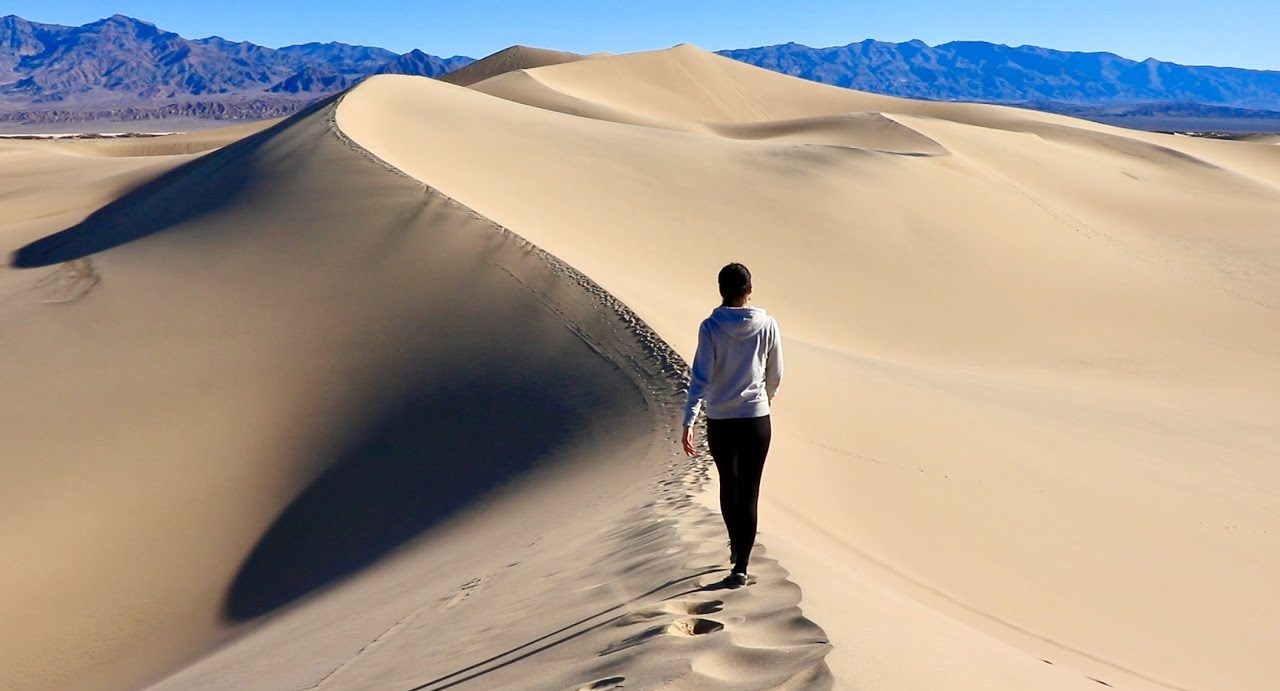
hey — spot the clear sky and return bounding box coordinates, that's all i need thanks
[8,1,1279,70]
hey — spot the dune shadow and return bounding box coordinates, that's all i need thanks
[9,95,339,269]
[222,357,603,622]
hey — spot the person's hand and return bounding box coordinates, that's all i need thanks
[681,425,696,457]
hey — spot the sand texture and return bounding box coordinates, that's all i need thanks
[2,43,1278,691]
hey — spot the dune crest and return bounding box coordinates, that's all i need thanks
[2,88,831,690]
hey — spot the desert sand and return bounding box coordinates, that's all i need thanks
[2,44,1278,691]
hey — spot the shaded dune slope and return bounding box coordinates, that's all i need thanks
[2,88,831,690]
[338,45,1280,691]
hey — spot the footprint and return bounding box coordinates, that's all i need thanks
[667,599,723,615]
[31,258,99,304]
[600,618,723,656]
[616,600,724,628]
[442,576,484,610]
[577,677,625,690]
[668,618,724,636]
[690,600,724,615]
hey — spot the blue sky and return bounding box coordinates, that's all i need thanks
[8,1,1279,70]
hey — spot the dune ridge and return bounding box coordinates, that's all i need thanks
[2,89,831,690]
[337,45,1280,691]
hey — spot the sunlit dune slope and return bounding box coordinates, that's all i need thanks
[338,44,1280,691]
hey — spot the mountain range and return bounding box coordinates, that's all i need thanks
[0,14,471,124]
[3,14,1279,129]
[718,40,1280,110]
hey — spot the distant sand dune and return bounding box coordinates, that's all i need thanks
[472,65,950,157]
[440,45,588,87]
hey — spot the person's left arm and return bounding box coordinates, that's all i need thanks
[682,321,715,456]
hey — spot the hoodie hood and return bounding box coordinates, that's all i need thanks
[709,305,768,340]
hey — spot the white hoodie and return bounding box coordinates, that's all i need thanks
[683,305,784,427]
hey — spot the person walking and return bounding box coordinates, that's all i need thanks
[681,262,783,588]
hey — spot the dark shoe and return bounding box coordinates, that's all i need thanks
[724,571,751,589]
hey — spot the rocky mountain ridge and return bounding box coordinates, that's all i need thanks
[716,39,1280,110]
[0,14,471,124]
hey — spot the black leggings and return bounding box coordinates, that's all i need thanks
[707,414,771,574]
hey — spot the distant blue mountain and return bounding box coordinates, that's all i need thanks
[717,40,1280,110]
[0,14,473,122]
[374,49,475,78]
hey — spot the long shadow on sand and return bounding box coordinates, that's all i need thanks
[9,96,337,269]
[406,570,722,691]
[222,358,605,621]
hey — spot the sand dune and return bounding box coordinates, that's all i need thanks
[440,45,588,86]
[337,46,1280,691]
[3,41,1278,691]
[2,96,828,690]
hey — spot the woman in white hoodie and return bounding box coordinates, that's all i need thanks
[681,262,783,588]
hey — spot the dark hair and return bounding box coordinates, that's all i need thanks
[718,262,752,305]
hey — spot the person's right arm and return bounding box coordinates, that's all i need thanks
[682,321,714,456]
